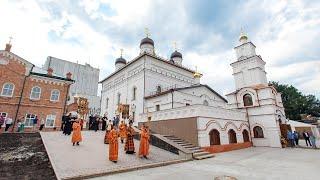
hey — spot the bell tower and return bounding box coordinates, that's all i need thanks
[231,31,268,89]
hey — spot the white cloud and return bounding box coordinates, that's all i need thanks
[0,0,319,98]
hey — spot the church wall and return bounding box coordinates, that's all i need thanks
[144,56,195,96]
[197,117,250,147]
[100,58,145,122]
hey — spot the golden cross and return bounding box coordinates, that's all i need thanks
[120,48,123,57]
[9,36,13,44]
[173,41,177,51]
[144,28,150,37]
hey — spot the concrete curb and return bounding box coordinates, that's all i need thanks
[63,158,191,180]
[40,132,61,180]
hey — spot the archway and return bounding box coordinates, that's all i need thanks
[253,126,264,138]
[209,129,221,145]
[228,129,237,144]
[242,129,250,142]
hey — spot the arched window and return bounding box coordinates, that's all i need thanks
[1,83,14,97]
[253,126,264,138]
[156,85,161,93]
[50,89,60,101]
[203,100,209,106]
[132,87,137,100]
[106,98,109,109]
[117,93,121,105]
[209,129,221,145]
[228,129,237,144]
[242,129,250,142]
[30,86,41,100]
[243,94,253,106]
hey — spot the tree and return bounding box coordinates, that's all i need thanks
[269,81,320,120]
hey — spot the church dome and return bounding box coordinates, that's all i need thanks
[115,57,127,64]
[170,50,182,59]
[140,37,154,47]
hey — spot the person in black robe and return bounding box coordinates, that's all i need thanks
[101,116,107,131]
[61,114,67,132]
[63,113,72,135]
[93,116,99,132]
[89,115,93,130]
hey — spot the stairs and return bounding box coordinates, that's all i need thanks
[163,135,214,160]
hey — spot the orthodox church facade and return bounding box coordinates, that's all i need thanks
[100,32,286,150]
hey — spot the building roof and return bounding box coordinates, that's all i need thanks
[30,71,74,82]
[171,50,182,59]
[140,37,154,47]
[225,83,270,96]
[99,52,199,83]
[144,84,228,103]
[115,57,127,64]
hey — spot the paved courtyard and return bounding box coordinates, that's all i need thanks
[41,131,183,179]
[92,147,320,180]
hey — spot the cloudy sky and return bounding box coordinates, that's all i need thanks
[0,0,319,98]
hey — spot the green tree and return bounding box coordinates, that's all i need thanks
[269,81,320,120]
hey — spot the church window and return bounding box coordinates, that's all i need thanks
[106,98,109,109]
[203,100,209,106]
[243,94,253,106]
[30,86,41,100]
[156,105,160,111]
[156,85,161,94]
[186,103,190,106]
[50,89,60,101]
[132,87,137,100]
[228,129,237,144]
[1,83,14,97]
[117,93,121,105]
[253,126,264,138]
[242,129,250,142]
[209,129,221,145]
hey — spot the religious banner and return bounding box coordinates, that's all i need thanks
[122,104,130,119]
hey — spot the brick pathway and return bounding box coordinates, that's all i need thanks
[41,131,182,179]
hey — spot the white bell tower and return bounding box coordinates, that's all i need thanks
[231,31,268,89]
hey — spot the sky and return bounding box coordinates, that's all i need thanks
[0,0,319,98]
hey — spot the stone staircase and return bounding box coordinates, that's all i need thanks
[163,135,214,160]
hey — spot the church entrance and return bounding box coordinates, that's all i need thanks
[228,129,237,144]
[209,129,221,145]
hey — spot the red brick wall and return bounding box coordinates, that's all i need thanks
[202,142,252,153]
[0,51,70,132]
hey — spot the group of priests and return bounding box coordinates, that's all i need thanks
[70,119,150,163]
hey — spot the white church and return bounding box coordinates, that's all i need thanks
[100,32,287,150]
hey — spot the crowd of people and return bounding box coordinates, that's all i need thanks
[0,114,46,133]
[287,130,317,148]
[61,113,150,163]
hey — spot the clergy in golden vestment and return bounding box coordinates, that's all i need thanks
[108,127,119,163]
[119,121,127,143]
[71,119,82,146]
[139,124,150,159]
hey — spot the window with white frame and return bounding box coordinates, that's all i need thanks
[50,89,60,101]
[45,114,56,127]
[30,86,41,100]
[25,114,36,127]
[1,83,14,97]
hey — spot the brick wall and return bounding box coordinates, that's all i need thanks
[0,50,71,132]
[202,142,252,153]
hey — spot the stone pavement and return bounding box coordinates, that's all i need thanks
[92,147,320,180]
[40,131,183,179]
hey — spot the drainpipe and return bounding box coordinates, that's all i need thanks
[12,65,35,132]
[62,83,71,115]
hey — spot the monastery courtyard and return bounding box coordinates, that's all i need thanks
[41,131,320,180]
